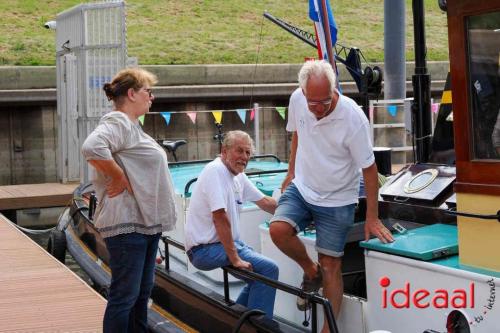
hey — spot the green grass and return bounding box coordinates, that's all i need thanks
[0,0,448,66]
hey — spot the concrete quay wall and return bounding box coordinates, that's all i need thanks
[0,63,449,185]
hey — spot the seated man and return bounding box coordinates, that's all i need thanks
[184,130,279,318]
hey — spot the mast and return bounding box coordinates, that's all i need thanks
[319,0,336,72]
[411,0,432,163]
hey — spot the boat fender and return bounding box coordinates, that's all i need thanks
[47,229,66,264]
[98,286,110,298]
[231,309,265,333]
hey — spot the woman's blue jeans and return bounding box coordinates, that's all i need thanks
[103,232,160,333]
[188,240,279,318]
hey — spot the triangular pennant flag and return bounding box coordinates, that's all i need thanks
[236,109,247,124]
[387,105,397,117]
[431,103,440,114]
[160,112,171,126]
[276,107,286,120]
[212,111,223,124]
[138,115,145,125]
[250,109,255,121]
[187,112,197,124]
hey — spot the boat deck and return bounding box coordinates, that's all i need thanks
[0,213,106,332]
[0,182,78,210]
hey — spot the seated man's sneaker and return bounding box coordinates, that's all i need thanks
[296,265,323,311]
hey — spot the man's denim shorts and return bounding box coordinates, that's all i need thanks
[270,183,355,257]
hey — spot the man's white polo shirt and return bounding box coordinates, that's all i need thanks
[287,88,374,207]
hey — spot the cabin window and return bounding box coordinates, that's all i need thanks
[466,11,500,160]
[404,169,439,194]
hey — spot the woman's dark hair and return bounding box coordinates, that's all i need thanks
[103,68,158,102]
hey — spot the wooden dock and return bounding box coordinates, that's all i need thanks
[0,214,106,332]
[0,183,78,210]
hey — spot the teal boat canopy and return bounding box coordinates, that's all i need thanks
[169,159,288,197]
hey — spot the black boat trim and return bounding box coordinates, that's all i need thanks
[445,209,500,222]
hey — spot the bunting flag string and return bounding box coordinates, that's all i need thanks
[275,107,286,120]
[145,106,282,115]
[212,111,223,124]
[160,112,171,126]
[138,107,289,126]
[187,112,197,124]
[431,103,440,114]
[236,109,247,124]
[138,115,145,125]
[387,105,398,117]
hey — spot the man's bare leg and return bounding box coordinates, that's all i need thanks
[269,221,319,279]
[318,254,343,333]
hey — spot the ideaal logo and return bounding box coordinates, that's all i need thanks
[379,276,496,327]
[379,276,475,309]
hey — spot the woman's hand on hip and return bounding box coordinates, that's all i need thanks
[106,173,133,198]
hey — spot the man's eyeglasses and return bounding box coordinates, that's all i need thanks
[143,88,153,98]
[307,97,333,108]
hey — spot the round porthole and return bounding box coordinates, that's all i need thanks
[403,169,439,194]
[446,310,471,333]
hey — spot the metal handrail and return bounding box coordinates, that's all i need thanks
[250,154,281,163]
[245,168,288,177]
[161,236,339,333]
[169,159,214,167]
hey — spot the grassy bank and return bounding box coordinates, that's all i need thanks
[1,0,448,65]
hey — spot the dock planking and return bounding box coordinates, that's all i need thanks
[0,183,78,210]
[0,214,106,332]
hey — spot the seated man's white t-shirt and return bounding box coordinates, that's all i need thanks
[185,157,264,251]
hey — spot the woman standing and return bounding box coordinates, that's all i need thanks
[81,68,177,333]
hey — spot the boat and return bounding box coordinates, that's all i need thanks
[53,157,327,333]
[47,0,500,332]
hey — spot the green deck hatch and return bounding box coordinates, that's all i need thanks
[359,223,458,261]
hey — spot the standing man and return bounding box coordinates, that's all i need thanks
[185,130,279,318]
[269,60,393,331]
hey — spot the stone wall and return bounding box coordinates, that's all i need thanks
[0,63,449,185]
[0,105,57,184]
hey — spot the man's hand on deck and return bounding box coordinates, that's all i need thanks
[364,217,394,243]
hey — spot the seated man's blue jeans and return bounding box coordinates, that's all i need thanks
[103,232,161,333]
[188,240,279,318]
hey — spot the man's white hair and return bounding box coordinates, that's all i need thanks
[298,60,336,94]
[222,130,255,153]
